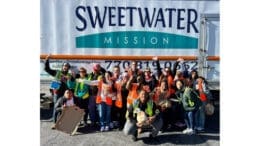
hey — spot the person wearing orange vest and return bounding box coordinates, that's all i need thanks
[126,73,144,108]
[112,72,129,130]
[87,63,106,127]
[194,76,212,132]
[110,65,123,129]
[154,56,175,96]
[152,80,174,132]
[95,71,115,132]
[143,67,158,93]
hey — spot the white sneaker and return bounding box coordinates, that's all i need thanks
[105,126,109,131]
[100,126,105,132]
[188,129,195,135]
[182,128,191,134]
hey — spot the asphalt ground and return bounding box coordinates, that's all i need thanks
[40,102,219,146]
[41,119,219,146]
[40,81,219,146]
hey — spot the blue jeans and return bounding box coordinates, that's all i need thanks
[97,102,111,127]
[195,101,206,129]
[52,94,58,122]
[184,111,195,129]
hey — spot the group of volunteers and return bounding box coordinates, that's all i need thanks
[44,55,213,141]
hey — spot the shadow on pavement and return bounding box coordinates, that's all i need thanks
[40,108,53,121]
[140,133,219,145]
[76,126,101,135]
[141,102,220,145]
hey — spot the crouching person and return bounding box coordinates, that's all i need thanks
[51,89,80,129]
[123,90,162,141]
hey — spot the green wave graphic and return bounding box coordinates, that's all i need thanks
[76,31,198,49]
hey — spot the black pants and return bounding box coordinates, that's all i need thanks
[79,98,89,123]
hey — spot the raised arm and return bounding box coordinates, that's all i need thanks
[44,54,57,77]
[152,56,162,80]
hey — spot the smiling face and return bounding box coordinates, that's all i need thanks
[131,61,137,71]
[113,66,120,78]
[64,90,73,100]
[191,71,197,79]
[79,68,87,78]
[62,63,70,72]
[176,80,183,90]
[139,90,148,104]
[160,81,167,91]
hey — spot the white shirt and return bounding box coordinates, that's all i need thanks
[66,98,74,106]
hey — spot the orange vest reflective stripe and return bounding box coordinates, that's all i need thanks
[96,81,102,104]
[96,81,113,106]
[127,83,139,106]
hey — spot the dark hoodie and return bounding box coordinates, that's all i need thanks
[188,70,198,88]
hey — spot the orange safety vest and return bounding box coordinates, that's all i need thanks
[127,83,139,106]
[114,82,123,108]
[167,75,174,89]
[152,88,171,104]
[198,82,207,102]
[96,81,113,106]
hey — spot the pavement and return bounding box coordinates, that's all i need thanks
[40,81,220,146]
[40,104,219,146]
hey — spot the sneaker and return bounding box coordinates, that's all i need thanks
[79,121,86,127]
[182,128,190,134]
[196,127,204,131]
[188,129,196,135]
[132,131,138,141]
[113,121,120,128]
[109,122,114,129]
[100,126,105,132]
[105,126,109,131]
[175,122,186,128]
